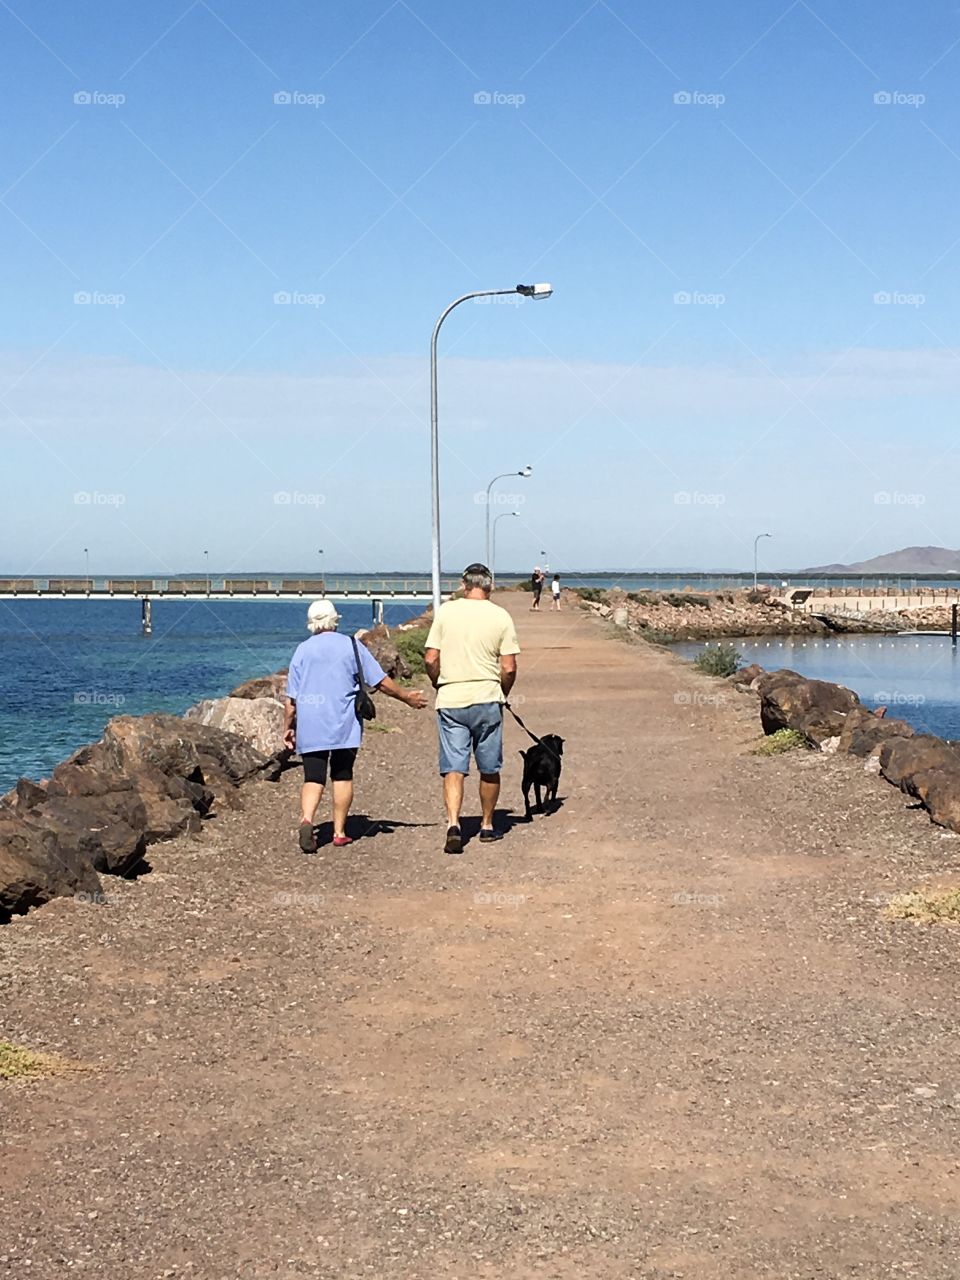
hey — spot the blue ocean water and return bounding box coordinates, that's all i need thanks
[672,634,960,741]
[0,600,424,792]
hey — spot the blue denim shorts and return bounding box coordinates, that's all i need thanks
[437,703,504,775]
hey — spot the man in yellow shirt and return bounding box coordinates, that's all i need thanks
[424,563,520,854]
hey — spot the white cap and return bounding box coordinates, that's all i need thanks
[306,599,340,632]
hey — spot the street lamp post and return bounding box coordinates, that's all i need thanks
[492,511,520,586]
[204,549,210,596]
[83,547,90,592]
[430,282,553,613]
[318,548,325,593]
[484,465,532,567]
[753,533,772,590]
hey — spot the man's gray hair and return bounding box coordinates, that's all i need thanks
[462,562,493,591]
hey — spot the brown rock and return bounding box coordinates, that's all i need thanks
[879,734,960,789]
[759,672,860,745]
[357,625,412,681]
[184,696,286,759]
[836,706,915,758]
[228,671,288,702]
[0,810,102,921]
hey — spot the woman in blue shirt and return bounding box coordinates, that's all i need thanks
[283,600,426,852]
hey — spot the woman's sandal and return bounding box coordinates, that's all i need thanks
[332,835,354,847]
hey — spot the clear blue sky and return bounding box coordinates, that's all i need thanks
[2,0,959,575]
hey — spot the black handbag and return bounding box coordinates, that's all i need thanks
[351,637,377,722]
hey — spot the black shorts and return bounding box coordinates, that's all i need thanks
[301,748,358,785]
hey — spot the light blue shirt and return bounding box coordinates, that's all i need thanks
[285,632,387,752]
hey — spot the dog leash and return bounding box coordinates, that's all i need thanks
[504,701,562,760]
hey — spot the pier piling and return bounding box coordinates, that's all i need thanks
[141,598,152,636]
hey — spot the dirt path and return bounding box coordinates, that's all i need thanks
[3,595,960,1279]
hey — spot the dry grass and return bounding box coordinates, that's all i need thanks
[752,729,808,756]
[0,1041,83,1082]
[884,888,960,924]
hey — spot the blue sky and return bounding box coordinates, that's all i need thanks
[3,0,960,575]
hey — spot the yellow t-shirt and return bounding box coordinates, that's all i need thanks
[424,598,521,709]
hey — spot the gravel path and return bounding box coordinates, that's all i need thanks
[2,596,960,1279]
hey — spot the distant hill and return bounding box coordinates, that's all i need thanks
[802,546,960,574]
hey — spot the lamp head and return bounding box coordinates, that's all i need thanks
[516,283,554,299]
[519,465,532,477]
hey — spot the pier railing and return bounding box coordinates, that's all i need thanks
[0,576,470,598]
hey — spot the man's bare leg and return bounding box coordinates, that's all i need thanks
[331,779,353,839]
[479,772,500,830]
[443,772,465,827]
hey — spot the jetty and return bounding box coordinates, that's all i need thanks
[4,594,960,1276]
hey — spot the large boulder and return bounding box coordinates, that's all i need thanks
[879,734,960,833]
[0,810,102,922]
[836,706,915,758]
[185,696,286,759]
[759,670,860,745]
[229,671,287,703]
[357,625,412,681]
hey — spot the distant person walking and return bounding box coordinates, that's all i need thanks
[531,565,545,610]
[424,563,520,854]
[551,574,562,610]
[283,600,427,853]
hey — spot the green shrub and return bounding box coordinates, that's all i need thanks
[394,626,429,678]
[693,643,742,677]
[664,592,711,609]
[576,587,608,604]
[752,728,808,756]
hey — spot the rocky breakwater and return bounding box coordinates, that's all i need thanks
[734,664,960,836]
[0,627,415,923]
[578,587,828,641]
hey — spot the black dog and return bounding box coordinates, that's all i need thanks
[520,735,564,819]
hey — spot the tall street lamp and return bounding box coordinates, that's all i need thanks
[753,532,772,590]
[204,549,210,596]
[318,548,325,593]
[484,465,532,567]
[430,282,553,613]
[492,511,520,587]
[83,546,90,591]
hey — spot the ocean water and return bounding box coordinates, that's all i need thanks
[672,634,960,741]
[0,599,424,793]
